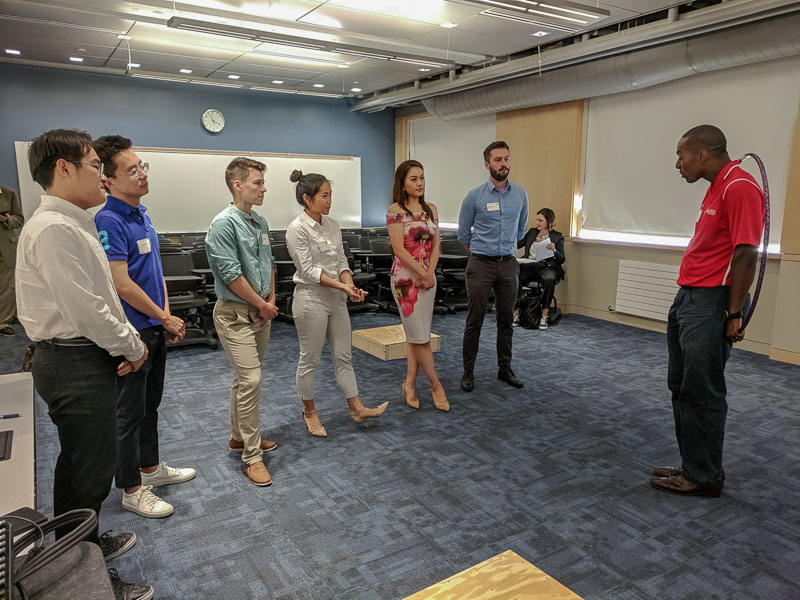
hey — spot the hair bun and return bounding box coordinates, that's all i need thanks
[289,169,303,183]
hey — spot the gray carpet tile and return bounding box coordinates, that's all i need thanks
[1,311,799,600]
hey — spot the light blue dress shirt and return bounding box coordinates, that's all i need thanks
[206,205,274,303]
[457,179,529,256]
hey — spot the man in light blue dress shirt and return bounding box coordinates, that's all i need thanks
[457,141,529,392]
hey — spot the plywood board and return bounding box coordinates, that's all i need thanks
[352,325,440,361]
[405,550,582,600]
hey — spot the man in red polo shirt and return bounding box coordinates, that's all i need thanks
[651,124,764,498]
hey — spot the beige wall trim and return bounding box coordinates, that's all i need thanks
[780,253,800,262]
[769,348,800,365]
[396,112,431,164]
[781,100,800,255]
[571,237,783,260]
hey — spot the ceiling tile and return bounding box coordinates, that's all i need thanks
[299,5,439,40]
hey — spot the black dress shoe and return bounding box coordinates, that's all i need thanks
[649,475,723,498]
[497,368,523,388]
[460,371,474,392]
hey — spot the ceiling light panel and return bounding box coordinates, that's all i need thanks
[296,5,441,40]
[462,0,610,20]
[325,0,482,25]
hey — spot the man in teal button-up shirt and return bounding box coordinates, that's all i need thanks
[206,157,278,487]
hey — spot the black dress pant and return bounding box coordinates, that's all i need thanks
[31,343,120,544]
[463,254,518,373]
[115,325,166,490]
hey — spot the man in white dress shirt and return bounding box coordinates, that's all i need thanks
[15,129,154,600]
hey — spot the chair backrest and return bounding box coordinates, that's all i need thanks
[359,237,372,251]
[342,234,361,251]
[190,248,209,270]
[160,251,195,276]
[271,243,292,262]
[341,240,352,257]
[270,230,286,243]
[440,239,469,256]
[369,237,393,255]
[181,233,206,248]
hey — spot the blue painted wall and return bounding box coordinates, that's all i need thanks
[0,63,395,226]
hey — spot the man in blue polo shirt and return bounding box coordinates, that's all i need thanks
[94,135,196,519]
[458,141,529,393]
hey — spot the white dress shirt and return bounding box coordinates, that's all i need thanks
[15,195,145,360]
[285,212,351,286]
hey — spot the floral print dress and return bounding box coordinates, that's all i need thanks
[386,208,438,344]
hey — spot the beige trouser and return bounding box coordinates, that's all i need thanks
[292,284,359,401]
[213,300,271,465]
[0,255,15,326]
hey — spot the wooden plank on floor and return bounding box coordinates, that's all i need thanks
[352,325,440,361]
[404,550,582,600]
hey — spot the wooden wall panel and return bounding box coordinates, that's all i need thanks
[496,100,584,233]
[780,100,800,255]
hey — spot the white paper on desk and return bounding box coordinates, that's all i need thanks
[534,238,554,262]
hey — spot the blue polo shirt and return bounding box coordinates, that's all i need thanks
[94,195,165,330]
[457,179,529,256]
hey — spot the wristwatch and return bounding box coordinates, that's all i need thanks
[724,310,743,320]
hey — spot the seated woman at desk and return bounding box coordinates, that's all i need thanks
[517,208,565,330]
[386,160,448,412]
[286,170,388,437]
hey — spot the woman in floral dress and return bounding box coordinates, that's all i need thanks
[386,160,448,412]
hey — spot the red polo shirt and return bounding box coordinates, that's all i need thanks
[678,161,764,288]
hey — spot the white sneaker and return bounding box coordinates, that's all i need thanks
[122,485,174,518]
[140,461,196,487]
[538,316,549,330]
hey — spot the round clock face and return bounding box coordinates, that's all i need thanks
[202,108,225,133]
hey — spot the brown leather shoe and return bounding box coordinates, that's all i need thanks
[243,461,272,486]
[652,466,725,481]
[229,438,278,453]
[650,475,722,498]
[653,466,682,477]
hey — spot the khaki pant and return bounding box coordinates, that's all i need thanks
[0,254,15,326]
[292,285,358,401]
[213,300,271,465]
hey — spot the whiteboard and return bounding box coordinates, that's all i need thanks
[15,143,362,232]
[408,113,496,227]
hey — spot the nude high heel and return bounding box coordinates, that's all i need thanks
[403,381,419,410]
[302,410,327,437]
[350,401,389,427]
[432,387,450,412]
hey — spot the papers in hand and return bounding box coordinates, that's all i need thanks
[534,237,554,262]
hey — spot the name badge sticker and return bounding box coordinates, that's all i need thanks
[487,202,500,212]
[261,233,271,246]
[137,238,152,254]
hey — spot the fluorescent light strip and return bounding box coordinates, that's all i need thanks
[526,7,587,24]
[177,23,256,40]
[389,57,448,68]
[5,49,21,55]
[538,2,603,19]
[132,74,189,82]
[334,48,393,60]
[485,0,527,10]
[480,9,579,32]
[189,80,243,88]
[256,36,324,50]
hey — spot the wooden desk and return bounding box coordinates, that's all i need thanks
[0,373,35,514]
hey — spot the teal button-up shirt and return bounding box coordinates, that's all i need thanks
[205,205,274,303]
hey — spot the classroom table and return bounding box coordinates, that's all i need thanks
[0,373,36,514]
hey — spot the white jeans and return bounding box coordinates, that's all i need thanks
[292,284,359,401]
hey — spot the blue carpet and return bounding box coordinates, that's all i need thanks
[1,312,799,600]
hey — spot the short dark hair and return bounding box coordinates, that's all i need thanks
[225,157,265,194]
[681,125,728,156]
[537,207,556,230]
[290,170,329,208]
[28,129,94,189]
[94,135,132,181]
[483,140,509,163]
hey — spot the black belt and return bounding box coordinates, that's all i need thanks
[37,337,96,348]
[470,253,514,262]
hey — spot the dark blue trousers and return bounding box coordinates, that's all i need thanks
[667,286,748,487]
[115,325,166,490]
[32,343,120,543]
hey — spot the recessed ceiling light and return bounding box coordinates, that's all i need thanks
[313,83,325,88]
[180,68,193,74]
[69,56,84,62]
[337,64,350,69]
[531,31,549,37]
[127,62,141,68]
[440,22,458,28]
[272,79,284,84]
[77,48,87,53]
[353,81,359,84]
[227,74,240,79]
[117,34,131,40]
[350,87,362,92]
[5,49,21,55]
[418,68,431,72]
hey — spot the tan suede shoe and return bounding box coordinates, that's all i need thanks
[243,461,272,487]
